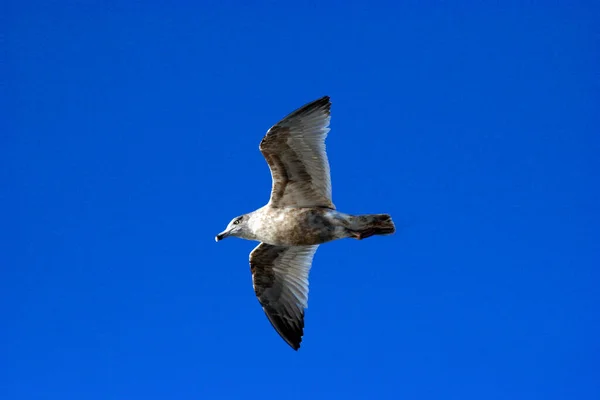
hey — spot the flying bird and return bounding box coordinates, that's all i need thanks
[216,96,395,350]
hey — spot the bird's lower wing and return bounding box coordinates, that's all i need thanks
[249,242,319,350]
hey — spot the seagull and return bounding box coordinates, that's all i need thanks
[216,96,395,350]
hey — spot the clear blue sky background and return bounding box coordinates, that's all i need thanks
[3,1,599,399]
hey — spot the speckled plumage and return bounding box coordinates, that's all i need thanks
[215,96,395,350]
[245,207,350,246]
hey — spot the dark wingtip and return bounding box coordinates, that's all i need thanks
[311,95,331,110]
[281,329,303,351]
[298,95,330,111]
[263,310,305,351]
[281,96,331,121]
[288,338,301,351]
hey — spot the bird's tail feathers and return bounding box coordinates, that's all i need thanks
[347,214,395,240]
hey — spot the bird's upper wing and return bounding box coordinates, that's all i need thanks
[259,96,334,209]
[249,242,319,350]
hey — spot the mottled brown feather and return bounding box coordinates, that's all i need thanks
[249,243,319,350]
[259,96,335,209]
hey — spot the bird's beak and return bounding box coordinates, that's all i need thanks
[215,230,229,242]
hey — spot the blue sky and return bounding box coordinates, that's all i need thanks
[3,1,599,399]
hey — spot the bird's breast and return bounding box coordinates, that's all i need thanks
[252,207,340,246]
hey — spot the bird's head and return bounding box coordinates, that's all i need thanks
[215,214,249,242]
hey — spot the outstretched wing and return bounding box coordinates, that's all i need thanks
[259,96,334,209]
[249,242,319,350]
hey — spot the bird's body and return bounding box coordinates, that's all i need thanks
[216,96,395,350]
[242,206,395,246]
[244,206,347,246]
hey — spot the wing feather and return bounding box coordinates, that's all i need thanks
[259,96,334,209]
[249,243,319,350]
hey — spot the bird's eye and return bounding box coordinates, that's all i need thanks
[233,218,241,225]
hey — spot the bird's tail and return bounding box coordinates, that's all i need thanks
[347,214,396,240]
